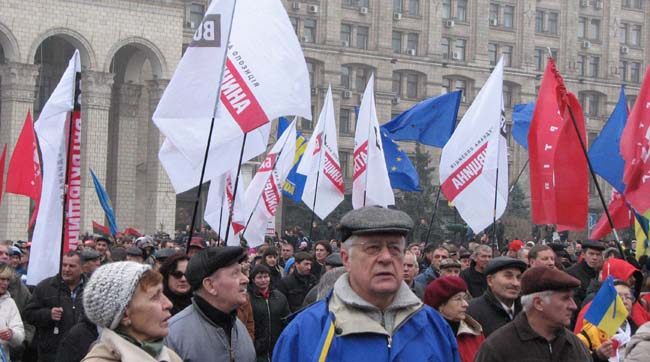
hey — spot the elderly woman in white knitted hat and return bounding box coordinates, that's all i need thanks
[82,261,182,362]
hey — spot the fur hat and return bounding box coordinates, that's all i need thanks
[424,276,467,309]
[83,261,151,329]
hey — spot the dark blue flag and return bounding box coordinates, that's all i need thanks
[278,117,308,203]
[512,102,535,150]
[380,128,421,191]
[588,86,628,194]
[90,168,118,235]
[381,91,461,148]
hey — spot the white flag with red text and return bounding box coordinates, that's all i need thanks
[242,120,297,247]
[204,167,246,245]
[439,59,508,233]
[297,87,344,220]
[353,74,394,209]
[29,50,81,286]
[154,0,311,193]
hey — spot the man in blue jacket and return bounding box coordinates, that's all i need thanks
[273,206,459,362]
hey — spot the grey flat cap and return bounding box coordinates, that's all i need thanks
[338,206,413,242]
[154,248,178,261]
[81,250,100,262]
[484,256,528,275]
[325,253,343,267]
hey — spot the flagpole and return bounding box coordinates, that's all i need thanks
[185,0,238,253]
[509,159,529,193]
[308,134,326,241]
[424,186,442,245]
[224,133,248,246]
[565,105,624,254]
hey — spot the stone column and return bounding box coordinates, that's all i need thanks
[145,79,175,236]
[112,83,143,228]
[0,63,39,241]
[79,71,114,234]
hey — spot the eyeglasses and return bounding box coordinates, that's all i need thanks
[449,293,470,303]
[351,240,404,257]
[170,270,186,279]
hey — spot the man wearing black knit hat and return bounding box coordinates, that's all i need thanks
[164,246,255,362]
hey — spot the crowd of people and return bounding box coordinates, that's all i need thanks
[0,206,649,361]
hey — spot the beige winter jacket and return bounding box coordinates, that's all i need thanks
[82,329,182,362]
[625,321,650,362]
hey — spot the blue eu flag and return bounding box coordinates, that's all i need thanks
[380,129,421,191]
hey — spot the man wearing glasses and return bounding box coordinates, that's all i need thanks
[273,206,459,362]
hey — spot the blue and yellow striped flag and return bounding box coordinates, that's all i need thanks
[312,312,337,362]
[583,276,629,337]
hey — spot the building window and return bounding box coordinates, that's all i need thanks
[356,68,370,91]
[503,5,514,28]
[589,56,600,78]
[306,61,315,86]
[340,108,353,135]
[392,31,402,53]
[622,0,644,9]
[631,25,642,46]
[341,24,352,46]
[502,45,512,67]
[454,38,466,61]
[578,17,586,38]
[189,4,205,29]
[589,19,601,40]
[340,151,351,178]
[489,43,513,66]
[289,17,298,35]
[406,33,419,54]
[341,66,350,89]
[343,0,369,6]
[358,0,369,7]
[444,77,468,102]
[547,12,558,34]
[457,0,467,21]
[301,118,313,131]
[534,48,557,71]
[580,92,604,117]
[620,60,628,81]
[489,4,499,25]
[303,19,317,43]
[577,55,585,77]
[489,43,497,65]
[631,62,641,82]
[503,83,516,109]
[406,73,419,99]
[441,37,450,59]
[535,11,544,33]
[392,72,402,95]
[393,0,403,13]
[409,0,420,16]
[357,26,369,49]
[620,23,628,43]
[628,95,637,109]
[442,0,451,19]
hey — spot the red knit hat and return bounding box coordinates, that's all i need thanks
[424,276,468,309]
[509,239,524,251]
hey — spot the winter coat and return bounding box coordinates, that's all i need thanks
[456,315,485,362]
[566,260,597,310]
[237,294,256,342]
[0,293,25,362]
[474,312,591,362]
[625,321,650,362]
[466,289,521,337]
[414,265,438,287]
[249,289,290,362]
[24,275,86,362]
[163,287,191,317]
[164,300,256,362]
[9,275,35,345]
[460,264,487,299]
[55,317,99,362]
[276,272,317,312]
[272,274,459,362]
[82,328,182,362]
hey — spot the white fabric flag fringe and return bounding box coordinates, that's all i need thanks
[439,58,508,233]
[154,0,311,194]
[204,167,246,245]
[242,120,297,247]
[297,87,344,220]
[28,50,80,286]
[352,74,394,209]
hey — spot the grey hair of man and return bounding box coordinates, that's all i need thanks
[404,251,419,270]
[315,266,347,300]
[342,234,407,259]
[520,290,554,313]
[471,245,493,259]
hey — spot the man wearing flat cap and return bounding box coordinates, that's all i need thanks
[466,256,528,337]
[273,206,459,362]
[164,246,255,362]
[566,240,605,318]
[474,266,591,361]
[80,250,101,277]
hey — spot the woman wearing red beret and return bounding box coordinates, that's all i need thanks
[424,276,485,362]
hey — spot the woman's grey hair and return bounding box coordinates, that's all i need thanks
[316,267,347,301]
[521,290,554,313]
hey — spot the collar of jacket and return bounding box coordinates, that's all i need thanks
[483,288,522,315]
[56,273,86,291]
[457,315,483,336]
[513,312,575,346]
[88,328,176,361]
[578,260,597,277]
[329,273,422,337]
[192,295,237,332]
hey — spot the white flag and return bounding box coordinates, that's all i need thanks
[352,74,394,209]
[154,0,311,193]
[28,50,80,286]
[242,120,297,247]
[204,168,246,245]
[439,58,508,233]
[297,87,344,220]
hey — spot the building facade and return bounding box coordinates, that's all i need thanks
[0,0,647,241]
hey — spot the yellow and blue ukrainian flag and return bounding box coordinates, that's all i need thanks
[313,312,337,362]
[583,276,629,337]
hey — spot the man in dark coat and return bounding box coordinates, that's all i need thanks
[460,244,492,298]
[24,251,86,362]
[565,241,605,311]
[474,266,591,362]
[276,252,317,312]
[54,316,98,362]
[467,256,527,337]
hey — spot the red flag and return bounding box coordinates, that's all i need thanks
[622,67,650,212]
[5,111,42,229]
[528,58,589,229]
[589,191,633,240]
[124,228,142,237]
[92,221,111,237]
[0,144,6,206]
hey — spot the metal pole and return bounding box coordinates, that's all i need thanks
[424,186,441,245]
[224,133,248,246]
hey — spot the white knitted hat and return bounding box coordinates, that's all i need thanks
[83,261,151,330]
